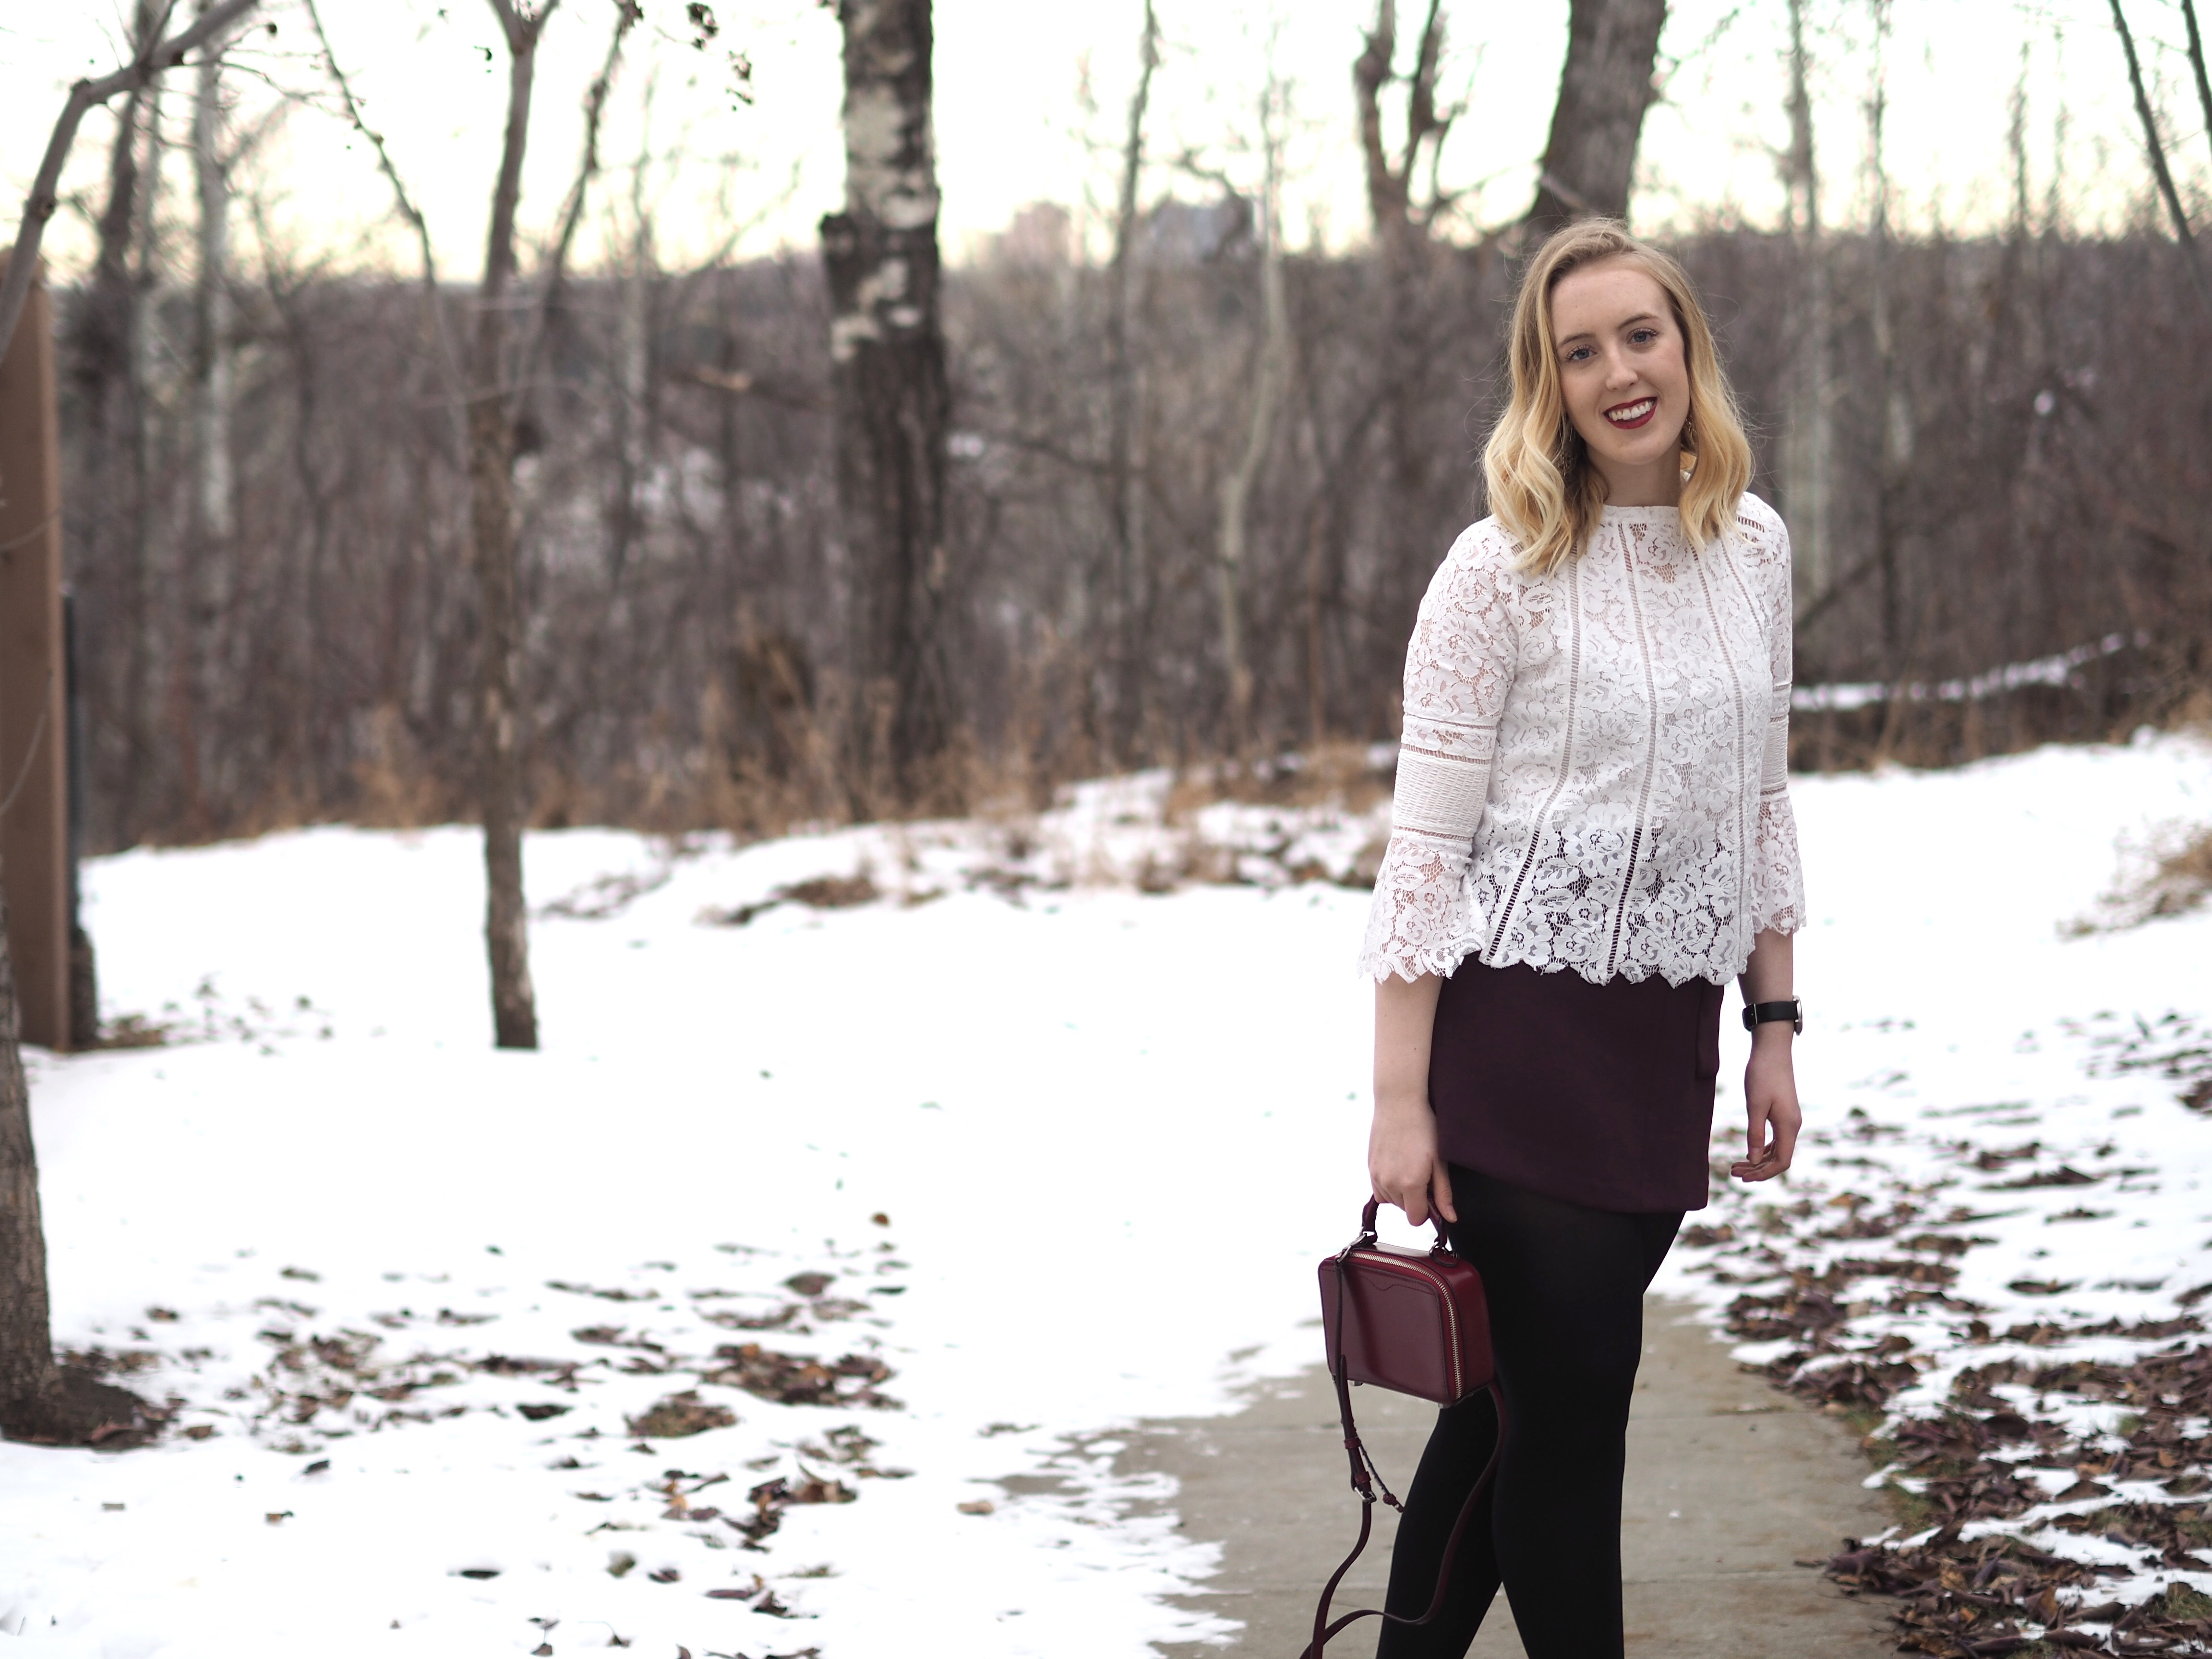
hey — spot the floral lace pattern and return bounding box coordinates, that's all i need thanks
[1359,497,1806,986]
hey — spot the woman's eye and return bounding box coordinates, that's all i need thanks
[1630,328,1659,345]
[1564,345,1594,362]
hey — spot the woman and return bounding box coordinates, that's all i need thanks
[1357,219,1805,1659]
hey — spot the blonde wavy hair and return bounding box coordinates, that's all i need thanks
[1481,220,1753,576]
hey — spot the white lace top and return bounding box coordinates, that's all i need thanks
[1358,495,1806,987]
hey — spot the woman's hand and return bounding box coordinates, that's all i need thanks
[1733,927,1801,1182]
[1370,1097,1457,1227]
[1732,1030,1801,1181]
[1372,974,1455,1226]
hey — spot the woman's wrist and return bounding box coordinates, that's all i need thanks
[1372,1089,1434,1119]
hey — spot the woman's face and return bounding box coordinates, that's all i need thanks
[1548,257,1692,505]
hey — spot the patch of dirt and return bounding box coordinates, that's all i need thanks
[0,1367,165,1449]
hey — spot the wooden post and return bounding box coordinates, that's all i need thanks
[0,255,72,1053]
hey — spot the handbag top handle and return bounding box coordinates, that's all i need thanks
[1357,1195,1452,1254]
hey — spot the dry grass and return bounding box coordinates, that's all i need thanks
[2068,821,2212,936]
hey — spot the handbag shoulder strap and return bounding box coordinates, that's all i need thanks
[1303,1234,1505,1659]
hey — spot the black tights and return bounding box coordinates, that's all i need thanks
[1373,1166,1681,1659]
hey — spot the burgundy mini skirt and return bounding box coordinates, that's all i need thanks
[1428,958,1726,1215]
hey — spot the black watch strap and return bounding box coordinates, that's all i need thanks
[1742,998,1803,1034]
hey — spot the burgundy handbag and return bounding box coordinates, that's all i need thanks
[1302,1198,1505,1659]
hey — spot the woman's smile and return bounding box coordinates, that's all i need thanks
[1604,397,1656,429]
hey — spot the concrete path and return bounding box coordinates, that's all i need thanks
[1125,1297,1897,1659]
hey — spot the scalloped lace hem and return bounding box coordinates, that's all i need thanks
[1357,931,1490,985]
[1750,904,1804,939]
[1360,940,1768,989]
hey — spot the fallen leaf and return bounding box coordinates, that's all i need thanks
[628,1392,738,1439]
[957,1500,995,1515]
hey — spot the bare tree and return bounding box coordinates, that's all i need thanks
[0,0,259,1451]
[120,59,170,846]
[1347,0,1466,701]
[1215,71,1293,757]
[1777,0,1832,602]
[468,0,566,1051]
[190,18,236,558]
[67,5,165,845]
[1106,0,1161,756]
[819,0,954,808]
[1863,0,1908,690]
[1527,0,1669,232]
[177,5,243,832]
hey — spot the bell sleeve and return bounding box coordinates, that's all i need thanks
[1750,517,1807,938]
[1357,527,1520,983]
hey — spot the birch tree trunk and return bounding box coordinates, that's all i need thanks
[1216,77,1291,758]
[181,16,235,831]
[819,0,953,810]
[470,0,560,1051]
[1527,0,1669,232]
[1779,0,1832,605]
[66,4,159,844]
[190,28,234,554]
[1863,0,1911,716]
[1106,0,1160,759]
[120,75,167,847]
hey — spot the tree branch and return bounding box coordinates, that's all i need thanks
[1353,0,1403,239]
[0,0,259,359]
[2109,0,2212,322]
[300,0,469,467]
[524,0,640,387]
[2182,0,2212,177]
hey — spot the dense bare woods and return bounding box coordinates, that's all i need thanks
[46,216,2208,857]
[17,1,2207,860]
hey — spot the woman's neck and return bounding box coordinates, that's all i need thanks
[1594,455,1683,508]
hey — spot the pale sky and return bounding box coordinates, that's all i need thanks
[2,0,2206,285]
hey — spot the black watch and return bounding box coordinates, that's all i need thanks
[1742,998,1803,1034]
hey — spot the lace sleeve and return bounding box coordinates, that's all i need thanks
[1746,503,1806,936]
[1358,527,1519,982]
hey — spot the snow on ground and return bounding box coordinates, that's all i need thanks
[2,733,2210,1656]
